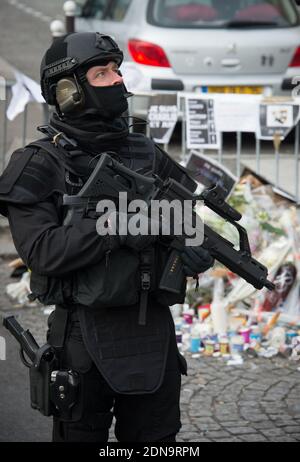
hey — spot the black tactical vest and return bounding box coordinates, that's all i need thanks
[0,130,192,394]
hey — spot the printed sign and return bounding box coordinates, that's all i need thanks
[185,97,220,149]
[186,151,237,198]
[147,94,178,144]
[258,103,300,140]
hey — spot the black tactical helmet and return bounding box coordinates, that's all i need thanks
[40,32,124,106]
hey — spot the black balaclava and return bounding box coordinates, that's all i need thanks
[78,62,129,120]
[50,110,130,154]
[51,65,131,153]
[83,82,129,119]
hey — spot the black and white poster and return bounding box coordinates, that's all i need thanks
[147,94,178,144]
[186,151,237,198]
[185,96,220,149]
[258,103,300,140]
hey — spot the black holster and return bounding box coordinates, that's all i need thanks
[29,343,58,416]
[30,307,81,420]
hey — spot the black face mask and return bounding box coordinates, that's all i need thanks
[50,110,130,154]
[82,81,129,120]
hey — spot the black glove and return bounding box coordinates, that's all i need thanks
[180,245,214,277]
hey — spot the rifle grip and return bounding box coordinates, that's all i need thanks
[159,249,185,294]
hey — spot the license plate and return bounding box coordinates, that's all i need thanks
[202,86,263,95]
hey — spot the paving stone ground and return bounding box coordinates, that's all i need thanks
[0,255,300,442]
[178,354,300,442]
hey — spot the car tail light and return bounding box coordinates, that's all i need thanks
[289,47,300,67]
[128,39,171,67]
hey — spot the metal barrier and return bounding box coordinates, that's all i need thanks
[1,85,299,202]
[129,91,300,203]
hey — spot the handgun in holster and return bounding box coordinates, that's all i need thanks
[3,316,80,420]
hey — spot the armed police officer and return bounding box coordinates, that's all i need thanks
[0,33,214,442]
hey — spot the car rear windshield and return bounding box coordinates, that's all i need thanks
[148,0,299,28]
[76,0,132,20]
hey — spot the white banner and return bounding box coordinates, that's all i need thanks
[6,70,45,121]
[214,94,261,133]
[182,93,300,142]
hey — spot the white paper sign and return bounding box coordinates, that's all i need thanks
[214,94,260,133]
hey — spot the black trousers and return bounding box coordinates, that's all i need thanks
[51,313,184,443]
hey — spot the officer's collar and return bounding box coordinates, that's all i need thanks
[50,112,129,153]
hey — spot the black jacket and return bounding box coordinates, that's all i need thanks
[0,132,192,393]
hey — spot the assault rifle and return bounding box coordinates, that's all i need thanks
[63,153,274,293]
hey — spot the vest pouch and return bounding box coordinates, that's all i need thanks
[152,243,187,307]
[73,248,140,308]
[29,271,73,306]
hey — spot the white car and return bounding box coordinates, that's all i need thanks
[75,0,300,101]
